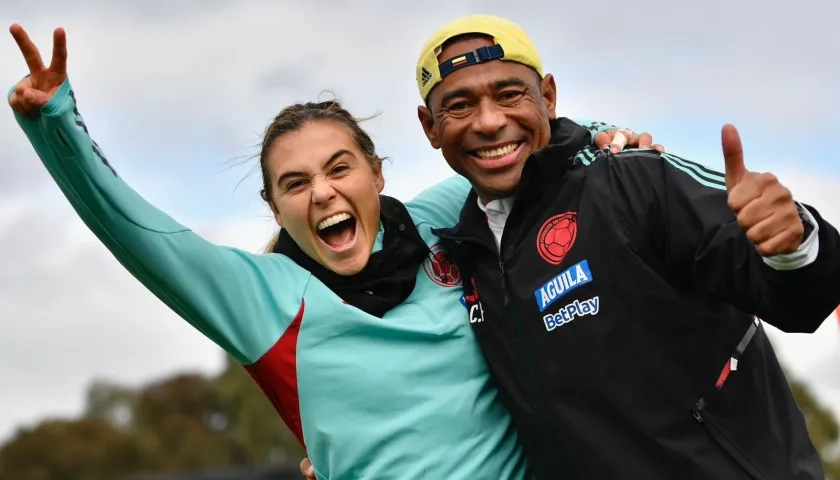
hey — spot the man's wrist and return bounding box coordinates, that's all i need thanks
[761,202,819,270]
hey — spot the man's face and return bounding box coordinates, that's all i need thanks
[418,36,557,202]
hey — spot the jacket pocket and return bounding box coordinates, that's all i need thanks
[691,398,770,480]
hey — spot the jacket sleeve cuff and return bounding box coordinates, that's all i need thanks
[762,202,819,270]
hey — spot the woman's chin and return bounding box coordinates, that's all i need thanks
[324,253,369,276]
[318,240,370,276]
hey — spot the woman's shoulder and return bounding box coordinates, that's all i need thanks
[404,175,472,230]
[410,214,442,248]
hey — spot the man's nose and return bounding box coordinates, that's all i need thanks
[471,99,508,137]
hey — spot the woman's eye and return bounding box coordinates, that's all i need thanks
[286,180,305,191]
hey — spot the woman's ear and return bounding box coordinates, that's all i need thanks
[373,160,385,193]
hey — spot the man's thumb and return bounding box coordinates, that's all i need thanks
[722,124,747,191]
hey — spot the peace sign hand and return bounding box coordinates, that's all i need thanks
[8,24,67,117]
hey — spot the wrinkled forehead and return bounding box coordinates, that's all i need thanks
[429,37,539,106]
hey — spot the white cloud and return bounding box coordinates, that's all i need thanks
[768,319,840,414]
[2,0,835,176]
[0,196,282,441]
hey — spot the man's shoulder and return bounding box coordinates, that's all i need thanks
[577,148,709,178]
[612,150,726,188]
[577,147,665,167]
[592,149,721,174]
[579,149,728,195]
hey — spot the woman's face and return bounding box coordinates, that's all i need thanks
[266,120,385,275]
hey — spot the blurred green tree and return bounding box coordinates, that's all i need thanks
[0,417,145,480]
[3,352,832,479]
[0,360,304,480]
[789,376,840,478]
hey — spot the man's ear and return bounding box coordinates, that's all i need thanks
[417,105,441,149]
[540,73,558,120]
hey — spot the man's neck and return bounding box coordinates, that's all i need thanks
[477,192,494,206]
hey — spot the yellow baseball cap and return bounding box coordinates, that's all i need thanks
[416,14,544,102]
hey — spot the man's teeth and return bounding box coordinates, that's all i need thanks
[317,213,352,231]
[475,143,518,159]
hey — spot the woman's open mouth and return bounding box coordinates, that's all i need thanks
[316,212,358,252]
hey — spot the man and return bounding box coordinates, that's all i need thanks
[418,14,840,480]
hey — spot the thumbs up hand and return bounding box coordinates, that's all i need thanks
[723,124,804,257]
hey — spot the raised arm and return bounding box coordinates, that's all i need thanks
[606,125,840,332]
[8,25,308,363]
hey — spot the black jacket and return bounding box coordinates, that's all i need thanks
[435,120,840,479]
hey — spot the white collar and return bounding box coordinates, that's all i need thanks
[477,196,516,229]
[477,196,516,216]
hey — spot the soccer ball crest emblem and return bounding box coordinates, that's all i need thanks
[423,244,461,287]
[536,212,578,265]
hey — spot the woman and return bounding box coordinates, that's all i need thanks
[8,25,652,479]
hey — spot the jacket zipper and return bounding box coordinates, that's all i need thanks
[691,319,767,480]
[691,318,766,478]
[497,251,570,475]
[436,157,573,472]
[497,254,541,405]
[691,400,767,480]
[498,256,507,303]
[438,233,541,408]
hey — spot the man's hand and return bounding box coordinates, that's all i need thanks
[300,457,315,480]
[723,124,804,257]
[594,129,665,154]
[8,24,68,117]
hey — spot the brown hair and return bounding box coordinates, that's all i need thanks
[259,99,383,253]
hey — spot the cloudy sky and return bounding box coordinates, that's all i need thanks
[1,0,838,443]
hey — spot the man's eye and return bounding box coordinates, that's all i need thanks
[499,91,523,102]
